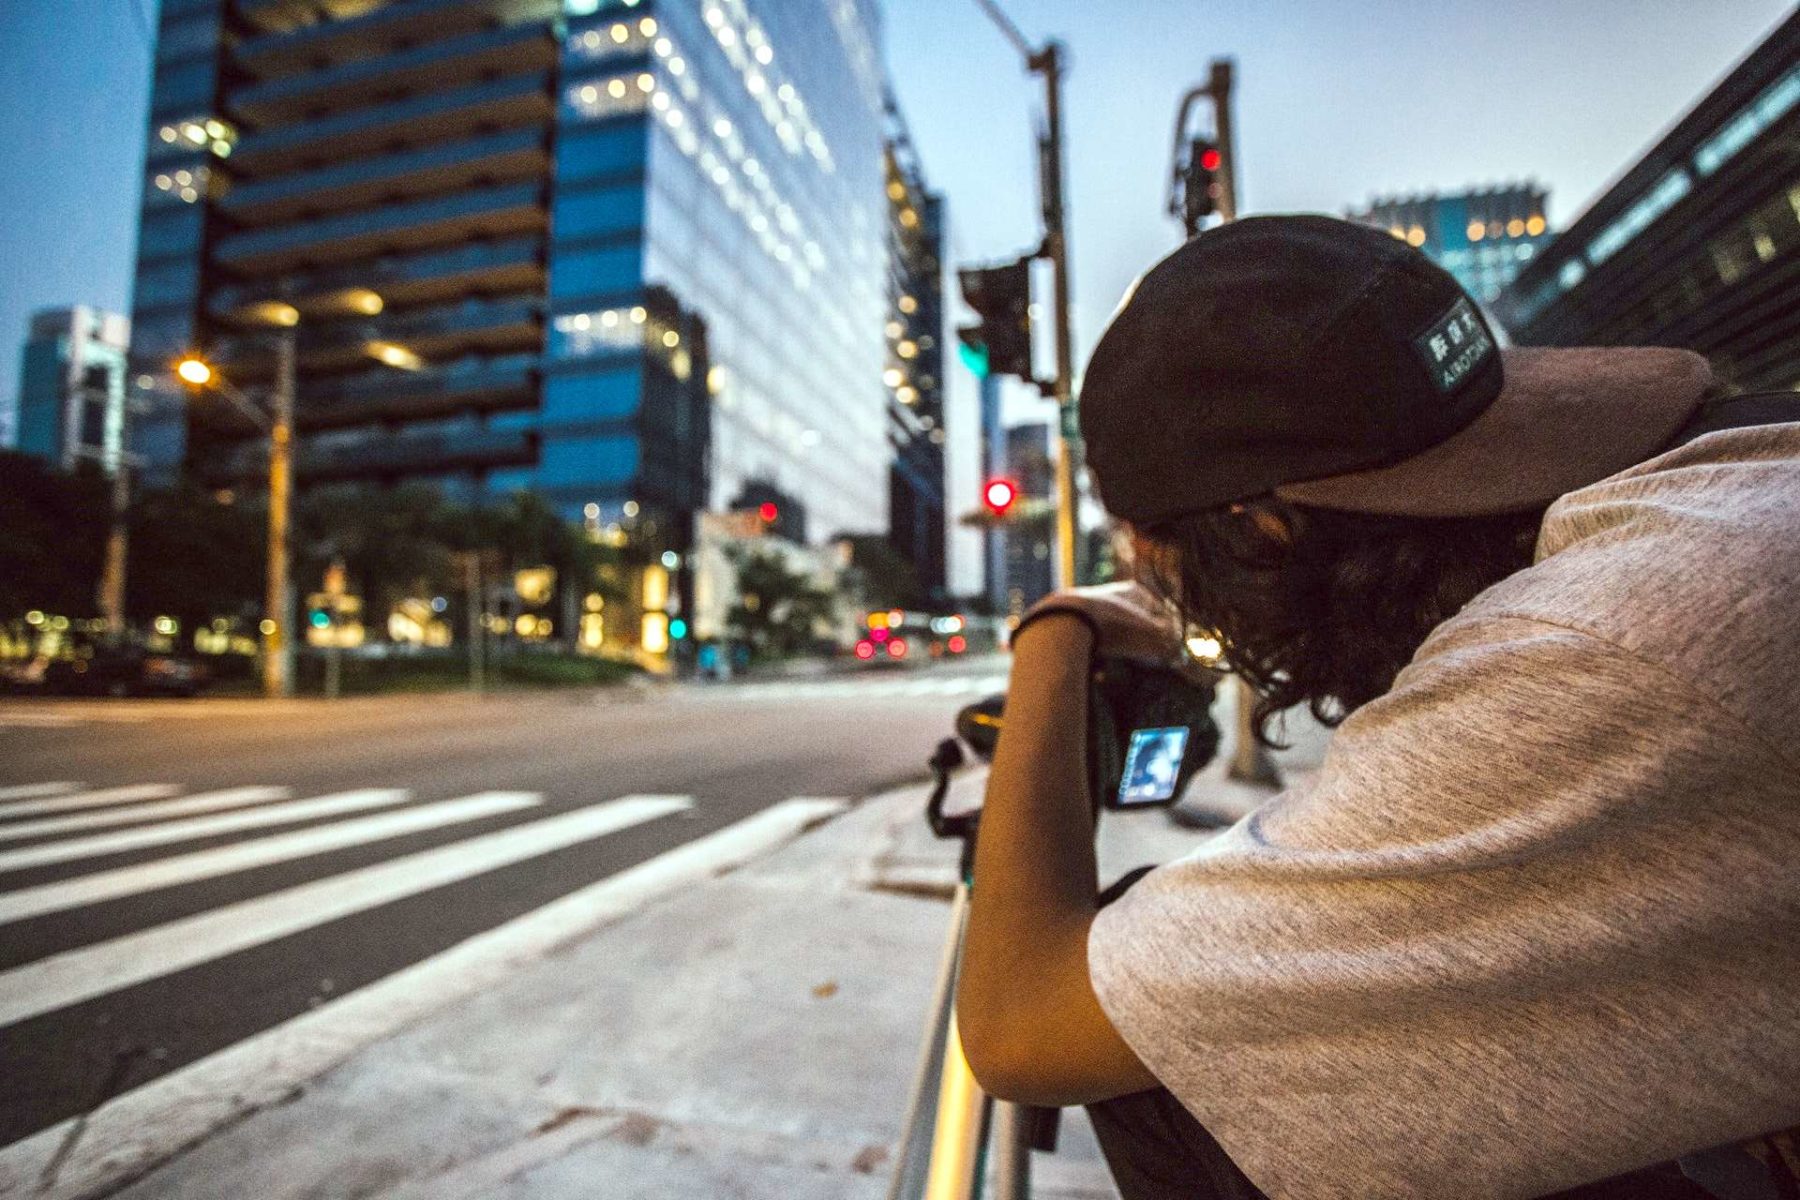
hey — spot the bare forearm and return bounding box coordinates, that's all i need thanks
[955,615,1156,1105]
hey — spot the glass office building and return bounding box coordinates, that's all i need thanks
[882,106,947,603]
[1348,186,1553,304]
[130,0,891,557]
[1494,10,1799,391]
[12,308,134,475]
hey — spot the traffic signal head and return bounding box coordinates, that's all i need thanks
[1184,137,1223,228]
[308,607,332,630]
[982,478,1018,517]
[957,258,1033,381]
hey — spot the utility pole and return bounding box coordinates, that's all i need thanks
[98,464,131,638]
[263,328,296,699]
[1036,41,1080,592]
[1168,59,1280,787]
[95,377,148,638]
[462,551,487,694]
[974,0,1081,591]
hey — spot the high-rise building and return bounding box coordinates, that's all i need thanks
[11,307,134,474]
[882,98,947,604]
[1002,421,1054,615]
[129,0,892,569]
[1348,186,1553,304]
[1494,10,1800,391]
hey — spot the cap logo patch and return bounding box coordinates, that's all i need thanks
[1413,297,1495,394]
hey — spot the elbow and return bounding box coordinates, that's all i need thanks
[955,997,1076,1108]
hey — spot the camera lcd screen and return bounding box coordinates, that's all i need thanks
[1117,726,1190,805]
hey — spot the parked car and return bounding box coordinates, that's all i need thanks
[42,645,206,697]
[0,656,50,694]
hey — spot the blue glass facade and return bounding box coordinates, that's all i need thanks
[129,0,890,546]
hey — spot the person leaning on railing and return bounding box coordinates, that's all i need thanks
[954,215,1800,1200]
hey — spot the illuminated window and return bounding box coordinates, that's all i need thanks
[155,114,237,160]
[1585,168,1692,266]
[149,161,212,205]
[1694,63,1800,178]
[564,73,651,121]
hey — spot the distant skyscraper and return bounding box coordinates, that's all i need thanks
[883,98,948,604]
[1348,186,1553,304]
[12,307,133,474]
[129,0,891,560]
[1003,421,1054,615]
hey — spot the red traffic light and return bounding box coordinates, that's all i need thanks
[758,502,779,522]
[1199,147,1222,172]
[982,478,1018,516]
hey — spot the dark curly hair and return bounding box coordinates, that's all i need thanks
[1133,500,1545,746]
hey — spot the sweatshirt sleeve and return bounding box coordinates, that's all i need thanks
[1087,614,1800,1199]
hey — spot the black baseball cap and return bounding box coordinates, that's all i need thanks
[1079,215,1713,524]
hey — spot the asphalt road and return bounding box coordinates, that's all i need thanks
[0,660,1008,1152]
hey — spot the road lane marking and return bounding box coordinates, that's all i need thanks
[0,710,151,727]
[0,794,693,1028]
[0,795,847,1199]
[0,790,406,874]
[0,783,181,821]
[0,714,79,728]
[0,787,289,844]
[0,783,81,804]
[0,792,545,926]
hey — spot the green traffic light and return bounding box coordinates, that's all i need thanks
[309,610,331,629]
[670,618,689,640]
[958,340,990,378]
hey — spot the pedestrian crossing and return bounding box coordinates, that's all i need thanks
[0,776,850,1168]
[680,672,1008,703]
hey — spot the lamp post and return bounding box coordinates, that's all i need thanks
[174,328,297,699]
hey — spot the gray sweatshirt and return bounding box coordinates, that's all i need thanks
[1089,424,1800,1199]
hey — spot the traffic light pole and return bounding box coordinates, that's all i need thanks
[263,329,295,700]
[1168,60,1278,787]
[977,0,1081,590]
[1036,41,1080,593]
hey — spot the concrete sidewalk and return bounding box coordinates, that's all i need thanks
[102,700,1331,1200]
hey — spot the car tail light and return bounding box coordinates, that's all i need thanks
[888,638,908,659]
[855,641,876,660]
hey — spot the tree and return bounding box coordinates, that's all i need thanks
[725,547,836,661]
[0,451,109,619]
[835,534,923,611]
[297,484,456,624]
[126,485,264,631]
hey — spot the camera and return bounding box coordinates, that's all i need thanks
[941,655,1220,816]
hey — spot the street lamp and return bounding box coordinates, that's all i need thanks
[175,357,213,387]
[173,330,297,699]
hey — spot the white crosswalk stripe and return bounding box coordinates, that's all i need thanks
[0,786,289,844]
[0,794,691,1028]
[0,782,180,821]
[0,773,859,1191]
[0,783,80,803]
[0,796,847,1199]
[0,789,404,873]
[0,792,543,926]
